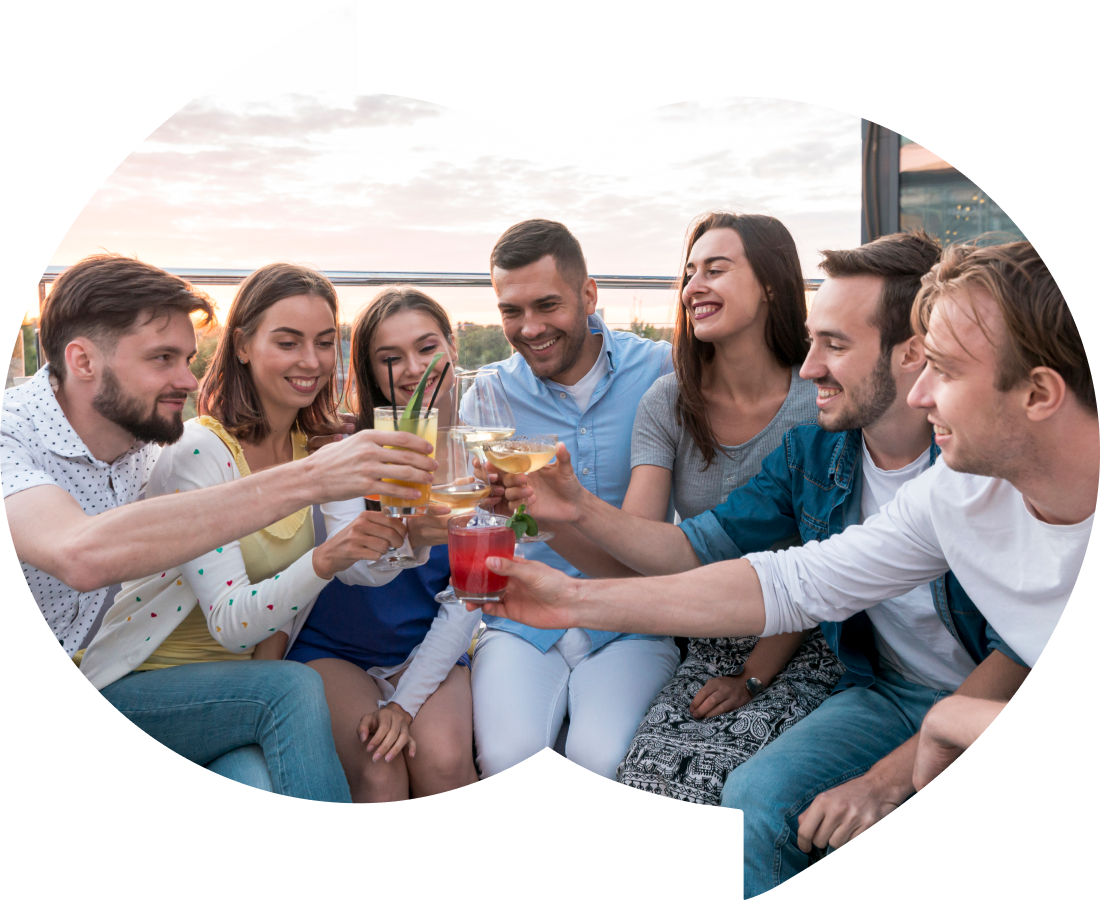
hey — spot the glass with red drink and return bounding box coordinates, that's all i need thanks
[448,513,516,603]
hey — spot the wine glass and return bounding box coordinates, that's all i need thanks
[430,426,491,518]
[373,405,438,569]
[484,434,558,542]
[453,370,516,465]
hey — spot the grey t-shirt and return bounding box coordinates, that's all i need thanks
[631,367,818,520]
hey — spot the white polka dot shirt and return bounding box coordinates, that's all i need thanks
[1,366,158,655]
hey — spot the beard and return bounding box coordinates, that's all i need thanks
[819,351,898,433]
[92,366,187,445]
[514,305,591,380]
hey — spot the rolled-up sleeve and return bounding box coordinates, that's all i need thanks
[748,466,950,636]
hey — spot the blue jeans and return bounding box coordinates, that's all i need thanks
[206,744,273,791]
[101,660,352,802]
[720,668,948,897]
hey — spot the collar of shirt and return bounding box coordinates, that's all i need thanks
[32,364,150,467]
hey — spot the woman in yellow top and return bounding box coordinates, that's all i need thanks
[81,262,418,798]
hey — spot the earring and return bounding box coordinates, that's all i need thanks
[238,356,246,364]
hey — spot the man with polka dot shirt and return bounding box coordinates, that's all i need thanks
[2,254,435,799]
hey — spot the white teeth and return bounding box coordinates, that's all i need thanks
[531,338,558,351]
[933,424,952,435]
[817,388,841,398]
[693,305,720,316]
[289,378,317,388]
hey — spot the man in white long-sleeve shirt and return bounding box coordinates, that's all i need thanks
[477,240,1097,888]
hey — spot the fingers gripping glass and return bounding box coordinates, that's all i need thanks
[485,434,557,542]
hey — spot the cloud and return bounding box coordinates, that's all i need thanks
[148,94,444,145]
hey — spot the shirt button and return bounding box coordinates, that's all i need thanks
[559,392,567,399]
[580,427,587,434]
[582,467,590,475]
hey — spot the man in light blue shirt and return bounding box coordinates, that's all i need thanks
[470,219,680,779]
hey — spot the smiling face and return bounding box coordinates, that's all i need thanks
[236,293,337,424]
[90,308,199,444]
[907,286,1028,476]
[800,274,899,432]
[681,228,769,344]
[369,308,456,406]
[493,254,597,381]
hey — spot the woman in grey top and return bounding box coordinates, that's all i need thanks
[502,212,843,804]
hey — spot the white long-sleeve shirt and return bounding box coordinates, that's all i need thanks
[79,420,403,688]
[748,461,1093,668]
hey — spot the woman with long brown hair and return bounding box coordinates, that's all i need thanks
[503,212,845,803]
[285,285,482,802]
[90,262,414,797]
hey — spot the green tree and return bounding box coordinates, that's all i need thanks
[456,323,512,369]
[626,318,671,343]
[183,325,223,420]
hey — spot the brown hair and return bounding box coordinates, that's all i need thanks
[198,263,343,441]
[39,254,214,384]
[490,219,588,295]
[912,239,1095,414]
[820,229,942,355]
[347,285,456,432]
[674,212,809,466]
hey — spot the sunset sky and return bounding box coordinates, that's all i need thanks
[47,8,862,326]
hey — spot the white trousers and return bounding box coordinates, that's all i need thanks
[471,628,679,779]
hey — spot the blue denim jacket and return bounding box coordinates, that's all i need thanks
[679,422,1026,689]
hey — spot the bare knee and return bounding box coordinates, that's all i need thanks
[347,751,409,803]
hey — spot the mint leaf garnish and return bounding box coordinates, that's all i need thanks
[505,503,538,541]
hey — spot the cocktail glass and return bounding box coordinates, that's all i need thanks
[373,406,438,569]
[440,513,516,604]
[430,426,491,518]
[484,434,558,542]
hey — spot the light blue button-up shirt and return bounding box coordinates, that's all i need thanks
[476,315,673,652]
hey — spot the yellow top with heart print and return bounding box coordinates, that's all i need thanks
[135,417,314,669]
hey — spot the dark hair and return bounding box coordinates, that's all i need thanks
[347,285,455,433]
[198,263,343,442]
[39,254,214,384]
[912,239,1095,414]
[674,212,809,466]
[820,229,942,355]
[490,219,588,296]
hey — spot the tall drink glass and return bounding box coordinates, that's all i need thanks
[373,407,438,516]
[447,513,516,603]
[373,406,437,569]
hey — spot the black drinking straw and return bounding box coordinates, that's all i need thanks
[386,359,398,427]
[426,362,450,415]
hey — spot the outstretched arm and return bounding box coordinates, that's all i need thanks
[503,445,702,576]
[4,428,434,592]
[477,554,767,637]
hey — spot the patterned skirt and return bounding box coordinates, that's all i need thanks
[616,630,845,805]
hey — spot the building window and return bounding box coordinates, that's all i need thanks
[898,137,1025,245]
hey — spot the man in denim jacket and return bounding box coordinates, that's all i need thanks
[498,231,1031,895]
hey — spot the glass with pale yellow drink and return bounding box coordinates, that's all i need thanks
[373,407,438,516]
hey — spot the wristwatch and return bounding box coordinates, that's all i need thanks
[744,677,764,699]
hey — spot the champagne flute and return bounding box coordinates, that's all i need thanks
[484,434,558,542]
[373,405,438,569]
